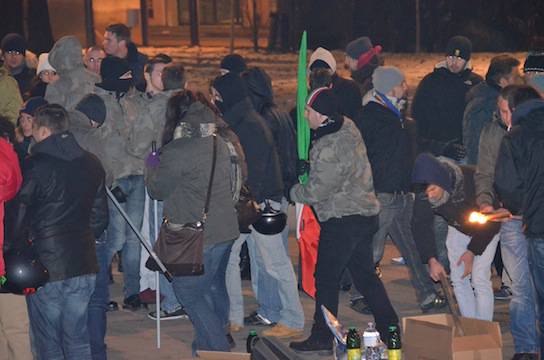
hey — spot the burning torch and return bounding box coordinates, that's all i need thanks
[468,209,513,224]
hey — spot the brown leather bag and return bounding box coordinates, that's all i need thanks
[146,135,217,276]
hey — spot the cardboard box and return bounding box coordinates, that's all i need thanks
[402,314,502,360]
[197,351,250,360]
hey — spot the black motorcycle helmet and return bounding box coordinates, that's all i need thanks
[252,201,287,235]
[2,250,49,295]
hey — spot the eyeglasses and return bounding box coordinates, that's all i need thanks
[88,57,104,63]
[5,50,23,56]
[40,70,57,77]
[446,55,465,63]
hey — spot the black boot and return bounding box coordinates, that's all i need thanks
[289,333,333,356]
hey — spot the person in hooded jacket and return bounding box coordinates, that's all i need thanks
[0,117,32,360]
[412,36,482,161]
[0,62,23,125]
[463,55,521,165]
[26,53,59,99]
[11,104,108,359]
[103,23,148,92]
[211,72,304,338]
[1,33,36,97]
[495,96,544,358]
[411,153,500,321]
[145,91,240,353]
[92,56,145,316]
[45,35,100,111]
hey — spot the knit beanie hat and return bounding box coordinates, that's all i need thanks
[445,36,472,61]
[76,94,107,125]
[372,66,405,94]
[20,97,48,116]
[306,87,340,117]
[412,153,453,193]
[220,54,247,75]
[345,36,383,70]
[308,47,337,73]
[37,53,55,74]
[96,56,132,93]
[1,33,26,54]
[524,52,544,73]
[211,72,248,113]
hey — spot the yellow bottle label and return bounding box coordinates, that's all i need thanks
[388,349,402,360]
[347,348,362,360]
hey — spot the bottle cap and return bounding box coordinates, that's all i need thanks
[249,330,257,336]
[388,325,398,331]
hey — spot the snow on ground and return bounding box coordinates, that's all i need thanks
[141,46,526,112]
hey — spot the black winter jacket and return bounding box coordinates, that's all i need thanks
[222,98,284,203]
[495,101,544,238]
[412,64,482,157]
[244,67,297,200]
[332,74,362,120]
[412,160,499,262]
[13,132,108,282]
[354,100,412,193]
[463,81,501,165]
[126,42,148,92]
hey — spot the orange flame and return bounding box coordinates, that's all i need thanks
[469,211,488,224]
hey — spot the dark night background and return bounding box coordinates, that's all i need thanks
[1,0,544,54]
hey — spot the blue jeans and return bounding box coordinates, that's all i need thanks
[88,235,110,360]
[527,236,544,355]
[106,175,145,298]
[372,193,437,305]
[446,226,499,320]
[27,274,96,360]
[226,201,303,329]
[500,219,539,354]
[246,200,290,323]
[148,198,182,313]
[171,241,232,354]
[434,215,450,273]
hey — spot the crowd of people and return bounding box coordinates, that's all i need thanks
[0,23,543,360]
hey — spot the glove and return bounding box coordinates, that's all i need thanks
[145,151,160,168]
[442,139,466,161]
[296,159,310,177]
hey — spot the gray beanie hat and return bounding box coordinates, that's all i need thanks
[345,36,373,59]
[372,66,405,94]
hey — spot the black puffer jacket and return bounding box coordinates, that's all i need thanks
[495,100,544,238]
[222,98,284,203]
[243,67,297,200]
[13,131,108,282]
[412,63,482,156]
[412,159,499,262]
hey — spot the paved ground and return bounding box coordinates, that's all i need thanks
[105,232,514,360]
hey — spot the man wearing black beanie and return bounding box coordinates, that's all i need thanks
[212,72,305,339]
[290,87,399,354]
[1,33,36,97]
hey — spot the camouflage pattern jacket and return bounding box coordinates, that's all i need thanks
[290,118,380,221]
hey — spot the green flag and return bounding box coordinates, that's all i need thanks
[296,31,309,184]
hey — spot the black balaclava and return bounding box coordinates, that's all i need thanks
[96,56,132,95]
[211,72,248,114]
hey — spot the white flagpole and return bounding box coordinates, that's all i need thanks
[153,198,161,348]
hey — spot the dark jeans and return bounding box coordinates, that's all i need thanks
[312,214,398,341]
[371,193,436,304]
[172,241,233,355]
[527,236,544,355]
[88,235,110,360]
[433,214,450,273]
[26,274,96,360]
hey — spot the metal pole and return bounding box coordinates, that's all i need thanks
[140,0,149,46]
[252,0,258,52]
[105,188,173,282]
[415,0,421,53]
[84,0,96,46]
[229,0,235,53]
[153,198,161,348]
[189,0,200,46]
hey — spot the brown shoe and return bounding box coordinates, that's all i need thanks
[262,323,304,338]
[229,323,244,333]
